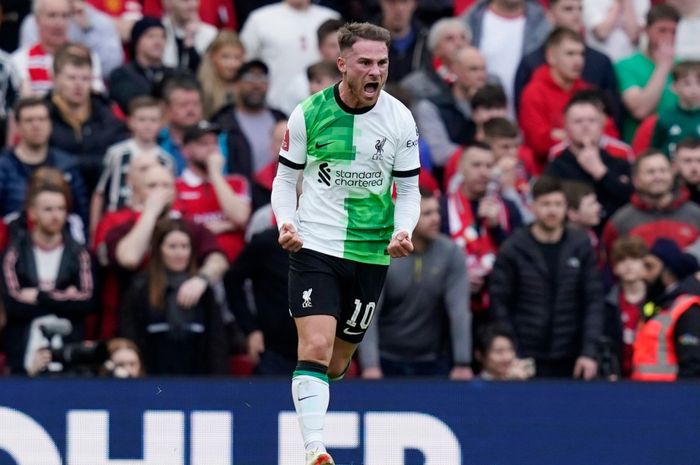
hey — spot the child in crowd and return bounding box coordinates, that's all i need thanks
[476,323,535,380]
[90,96,172,234]
[606,236,647,377]
[563,180,602,246]
[652,61,700,156]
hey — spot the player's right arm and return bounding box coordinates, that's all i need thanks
[271,106,307,252]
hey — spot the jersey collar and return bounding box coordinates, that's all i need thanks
[181,168,204,187]
[334,82,377,115]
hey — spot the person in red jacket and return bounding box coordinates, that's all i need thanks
[519,27,588,171]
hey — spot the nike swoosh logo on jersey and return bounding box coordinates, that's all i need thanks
[343,328,364,336]
[315,141,333,149]
[297,395,318,401]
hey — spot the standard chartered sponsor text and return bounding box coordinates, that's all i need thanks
[334,169,384,187]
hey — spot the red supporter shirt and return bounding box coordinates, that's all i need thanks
[142,0,236,29]
[618,290,642,377]
[175,169,250,262]
[87,0,143,19]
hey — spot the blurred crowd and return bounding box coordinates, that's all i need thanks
[0,0,698,381]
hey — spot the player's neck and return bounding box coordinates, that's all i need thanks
[337,81,374,112]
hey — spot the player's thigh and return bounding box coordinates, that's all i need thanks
[288,249,344,319]
[336,261,389,344]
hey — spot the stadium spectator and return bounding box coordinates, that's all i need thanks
[240,0,340,112]
[414,47,487,169]
[274,19,344,115]
[615,4,680,142]
[5,167,88,245]
[106,163,227,274]
[470,84,508,143]
[601,150,700,253]
[307,61,342,96]
[651,61,700,156]
[197,30,245,118]
[605,236,647,378]
[490,176,604,379]
[374,0,430,84]
[673,138,700,205]
[175,121,251,263]
[161,0,218,73]
[462,0,549,112]
[475,323,535,380]
[108,16,174,114]
[545,95,633,219]
[86,0,143,42]
[632,237,700,380]
[224,224,298,376]
[0,180,96,374]
[0,50,19,147]
[482,117,533,223]
[47,46,128,191]
[143,0,236,30]
[400,17,471,101]
[251,119,287,210]
[563,181,602,246]
[90,96,172,234]
[120,217,228,375]
[548,90,634,162]
[672,0,700,60]
[519,27,589,165]
[360,188,473,379]
[11,0,105,96]
[19,0,123,75]
[582,0,647,61]
[513,0,621,124]
[103,337,145,378]
[443,143,522,317]
[0,97,88,226]
[159,74,222,175]
[211,60,287,185]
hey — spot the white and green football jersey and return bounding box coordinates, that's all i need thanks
[279,83,420,266]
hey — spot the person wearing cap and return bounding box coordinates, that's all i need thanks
[109,16,175,114]
[632,237,700,380]
[175,120,251,262]
[211,59,287,191]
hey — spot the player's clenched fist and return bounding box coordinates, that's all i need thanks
[278,223,303,252]
[387,230,413,258]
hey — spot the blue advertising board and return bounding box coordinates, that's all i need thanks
[0,378,698,465]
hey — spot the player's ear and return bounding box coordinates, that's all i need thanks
[337,55,346,74]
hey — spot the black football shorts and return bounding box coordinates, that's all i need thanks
[288,248,388,344]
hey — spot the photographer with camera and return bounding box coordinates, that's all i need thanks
[1,180,96,375]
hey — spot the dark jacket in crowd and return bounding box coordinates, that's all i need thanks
[513,44,622,127]
[211,104,287,187]
[108,61,176,114]
[490,226,605,361]
[225,227,298,374]
[47,92,129,191]
[0,147,89,226]
[0,230,96,373]
[120,273,228,376]
[428,92,476,148]
[545,147,633,219]
[384,19,431,83]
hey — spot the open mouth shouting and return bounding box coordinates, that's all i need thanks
[363,81,380,99]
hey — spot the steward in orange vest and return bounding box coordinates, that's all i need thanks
[632,294,700,381]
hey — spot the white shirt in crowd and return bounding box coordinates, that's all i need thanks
[478,9,525,117]
[583,0,649,62]
[240,2,339,113]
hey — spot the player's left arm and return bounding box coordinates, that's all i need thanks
[388,119,421,258]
